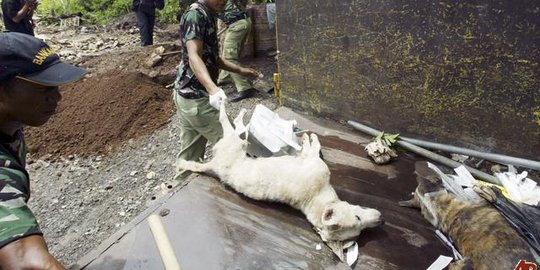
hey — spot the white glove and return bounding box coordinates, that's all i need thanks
[209,88,227,110]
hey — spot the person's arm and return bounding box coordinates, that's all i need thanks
[28,3,36,29]
[218,57,260,79]
[8,0,36,23]
[186,39,222,95]
[0,235,66,270]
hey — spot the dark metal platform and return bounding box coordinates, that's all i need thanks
[73,107,451,270]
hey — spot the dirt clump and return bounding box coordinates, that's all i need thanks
[25,71,174,158]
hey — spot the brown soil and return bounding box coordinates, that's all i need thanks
[25,71,174,158]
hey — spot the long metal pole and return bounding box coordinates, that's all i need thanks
[347,120,501,185]
[348,120,540,170]
[400,137,540,171]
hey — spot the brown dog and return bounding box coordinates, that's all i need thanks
[400,162,538,270]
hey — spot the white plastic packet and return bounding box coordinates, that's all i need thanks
[248,104,301,156]
[496,165,540,206]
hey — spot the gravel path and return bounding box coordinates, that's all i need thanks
[28,85,278,266]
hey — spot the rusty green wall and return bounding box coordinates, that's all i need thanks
[276,0,540,159]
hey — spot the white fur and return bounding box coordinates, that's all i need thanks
[176,103,383,259]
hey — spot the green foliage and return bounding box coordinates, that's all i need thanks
[37,0,131,24]
[84,0,132,24]
[36,0,188,25]
[374,132,400,147]
[35,0,273,25]
[37,0,83,17]
[157,0,184,23]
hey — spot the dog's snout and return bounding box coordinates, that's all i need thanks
[379,218,385,226]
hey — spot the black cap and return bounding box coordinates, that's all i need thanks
[0,32,87,86]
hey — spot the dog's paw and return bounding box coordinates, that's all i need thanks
[175,159,191,170]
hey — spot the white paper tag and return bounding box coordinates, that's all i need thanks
[426,255,453,270]
[345,242,359,266]
[453,166,475,187]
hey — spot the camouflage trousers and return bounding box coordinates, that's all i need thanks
[219,18,253,92]
[172,90,223,181]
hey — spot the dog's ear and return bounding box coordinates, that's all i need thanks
[416,175,444,196]
[322,207,335,225]
[321,206,341,230]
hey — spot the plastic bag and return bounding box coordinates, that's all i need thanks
[478,186,540,255]
[495,166,540,206]
[247,104,301,157]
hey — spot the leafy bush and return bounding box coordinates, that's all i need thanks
[36,0,84,17]
[36,0,272,25]
[36,0,186,24]
[157,0,184,23]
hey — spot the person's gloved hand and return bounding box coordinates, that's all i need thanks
[209,88,227,110]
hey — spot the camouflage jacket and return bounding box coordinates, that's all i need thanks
[0,129,41,248]
[218,0,248,26]
[174,1,219,97]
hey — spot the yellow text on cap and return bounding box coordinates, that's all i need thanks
[33,47,56,65]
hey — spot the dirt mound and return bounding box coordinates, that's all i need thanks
[25,71,175,158]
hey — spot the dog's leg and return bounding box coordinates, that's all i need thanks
[176,159,212,173]
[300,133,311,157]
[448,258,473,270]
[309,133,321,156]
[219,102,235,137]
[398,196,420,208]
[244,124,250,141]
[233,108,248,136]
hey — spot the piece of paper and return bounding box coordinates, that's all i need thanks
[249,104,301,154]
[345,242,359,266]
[426,255,453,270]
[453,166,475,187]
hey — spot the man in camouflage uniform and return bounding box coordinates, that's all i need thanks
[173,0,259,181]
[0,32,86,269]
[218,0,256,102]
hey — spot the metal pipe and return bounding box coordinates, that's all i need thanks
[347,120,501,185]
[400,137,540,171]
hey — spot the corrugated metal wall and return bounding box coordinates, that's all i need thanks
[276,0,540,159]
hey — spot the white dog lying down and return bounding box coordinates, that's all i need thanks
[176,103,384,260]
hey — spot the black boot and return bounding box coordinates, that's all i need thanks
[229,89,256,102]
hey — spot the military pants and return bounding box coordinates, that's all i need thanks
[173,90,223,181]
[219,18,253,92]
[135,9,156,46]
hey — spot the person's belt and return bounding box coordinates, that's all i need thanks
[176,88,207,99]
[178,92,201,99]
